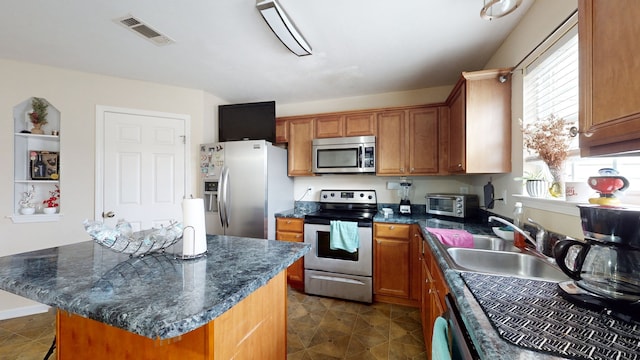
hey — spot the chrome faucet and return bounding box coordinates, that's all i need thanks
[487,216,539,250]
[527,218,549,254]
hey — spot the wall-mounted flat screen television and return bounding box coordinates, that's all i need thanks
[218,101,276,143]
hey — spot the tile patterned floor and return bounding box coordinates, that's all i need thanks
[0,308,56,360]
[0,288,426,360]
[287,287,426,359]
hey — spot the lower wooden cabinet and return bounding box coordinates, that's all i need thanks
[373,223,421,307]
[420,230,449,353]
[275,218,305,289]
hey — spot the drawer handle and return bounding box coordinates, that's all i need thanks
[389,225,395,230]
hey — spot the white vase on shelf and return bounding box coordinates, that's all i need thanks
[20,207,36,215]
[526,180,548,198]
[43,207,57,214]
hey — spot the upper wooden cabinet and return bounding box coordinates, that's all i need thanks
[344,112,376,136]
[376,105,440,176]
[444,68,512,173]
[314,112,377,138]
[275,118,288,144]
[287,117,315,176]
[315,115,344,138]
[578,0,640,156]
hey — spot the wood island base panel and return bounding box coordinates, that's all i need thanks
[56,272,286,360]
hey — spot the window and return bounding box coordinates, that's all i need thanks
[522,20,640,204]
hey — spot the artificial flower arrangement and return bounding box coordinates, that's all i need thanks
[19,186,36,209]
[43,185,60,208]
[521,114,572,197]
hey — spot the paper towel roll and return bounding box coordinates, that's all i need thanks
[182,198,207,256]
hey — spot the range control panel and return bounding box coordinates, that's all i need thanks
[319,190,377,204]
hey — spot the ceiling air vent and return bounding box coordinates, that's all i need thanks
[113,15,175,46]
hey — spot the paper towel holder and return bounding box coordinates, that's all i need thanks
[176,225,208,260]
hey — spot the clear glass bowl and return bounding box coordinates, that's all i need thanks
[83,219,183,257]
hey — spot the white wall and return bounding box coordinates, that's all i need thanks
[294,175,473,205]
[277,86,453,117]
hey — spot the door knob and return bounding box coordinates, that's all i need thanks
[102,211,115,218]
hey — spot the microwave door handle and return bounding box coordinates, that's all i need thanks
[358,145,364,168]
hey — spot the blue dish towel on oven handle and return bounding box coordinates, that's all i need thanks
[329,220,359,253]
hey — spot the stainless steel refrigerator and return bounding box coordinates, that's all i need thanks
[200,140,292,240]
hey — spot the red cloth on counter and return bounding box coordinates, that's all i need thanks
[426,227,474,248]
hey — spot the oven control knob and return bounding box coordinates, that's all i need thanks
[330,193,335,197]
[359,193,364,197]
[368,195,373,199]
[322,194,328,199]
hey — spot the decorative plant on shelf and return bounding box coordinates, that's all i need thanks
[19,186,36,208]
[19,186,36,214]
[28,97,48,134]
[521,114,572,197]
[43,185,60,208]
[515,168,549,198]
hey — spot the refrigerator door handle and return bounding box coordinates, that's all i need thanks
[223,167,231,228]
[218,166,227,228]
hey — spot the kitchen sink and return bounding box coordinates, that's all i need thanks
[469,235,519,252]
[446,248,569,281]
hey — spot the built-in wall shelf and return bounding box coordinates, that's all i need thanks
[8,213,63,224]
[12,97,62,223]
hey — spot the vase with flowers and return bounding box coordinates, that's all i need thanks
[42,185,60,214]
[28,97,48,134]
[522,114,572,198]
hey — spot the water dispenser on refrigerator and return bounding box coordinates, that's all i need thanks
[203,180,218,212]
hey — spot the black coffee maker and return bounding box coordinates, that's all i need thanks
[554,204,640,322]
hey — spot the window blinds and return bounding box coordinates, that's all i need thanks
[523,26,579,145]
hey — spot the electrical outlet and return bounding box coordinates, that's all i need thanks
[502,190,508,206]
[387,181,400,190]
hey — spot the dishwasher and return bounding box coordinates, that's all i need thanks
[445,294,480,359]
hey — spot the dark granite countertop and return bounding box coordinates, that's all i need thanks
[0,235,309,340]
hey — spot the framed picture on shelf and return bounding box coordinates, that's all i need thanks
[29,150,59,180]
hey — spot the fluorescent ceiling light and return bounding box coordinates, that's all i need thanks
[257,0,312,56]
[480,0,523,20]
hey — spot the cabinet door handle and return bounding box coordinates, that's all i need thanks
[389,225,395,230]
[102,211,115,218]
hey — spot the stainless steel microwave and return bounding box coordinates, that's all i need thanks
[312,136,376,174]
[426,194,479,218]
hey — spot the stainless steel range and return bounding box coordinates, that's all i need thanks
[304,189,377,303]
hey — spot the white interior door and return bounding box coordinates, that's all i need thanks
[96,107,189,230]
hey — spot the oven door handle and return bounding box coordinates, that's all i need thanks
[309,274,367,285]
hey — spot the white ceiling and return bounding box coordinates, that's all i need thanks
[0,0,532,104]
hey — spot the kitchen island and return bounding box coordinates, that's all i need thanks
[0,235,309,359]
